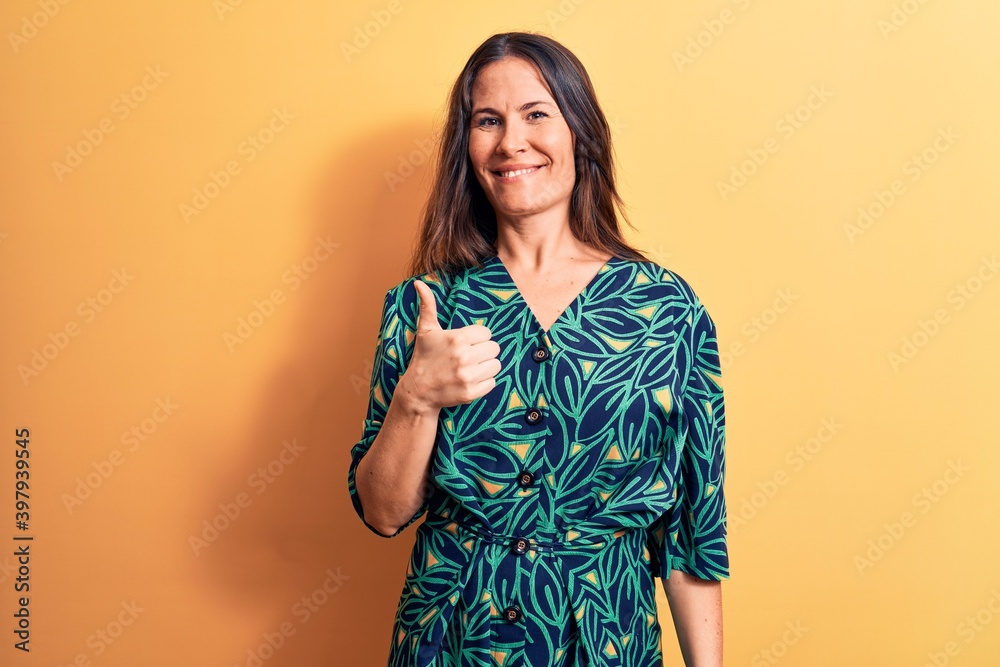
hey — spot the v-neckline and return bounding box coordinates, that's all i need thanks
[489,252,617,335]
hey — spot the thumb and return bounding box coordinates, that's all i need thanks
[414,279,442,332]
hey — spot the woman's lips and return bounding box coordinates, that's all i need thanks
[493,165,543,179]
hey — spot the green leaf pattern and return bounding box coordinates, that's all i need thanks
[348,255,728,666]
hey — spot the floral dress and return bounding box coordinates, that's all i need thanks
[348,254,729,666]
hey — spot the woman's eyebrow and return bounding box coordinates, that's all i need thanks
[471,100,553,116]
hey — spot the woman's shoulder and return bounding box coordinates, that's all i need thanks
[385,264,464,299]
[617,255,705,307]
[379,265,466,326]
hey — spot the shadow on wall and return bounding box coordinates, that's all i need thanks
[188,122,440,666]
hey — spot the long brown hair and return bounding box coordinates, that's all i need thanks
[408,32,651,279]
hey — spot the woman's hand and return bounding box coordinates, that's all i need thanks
[401,279,502,413]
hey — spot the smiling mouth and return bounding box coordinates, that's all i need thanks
[493,166,543,179]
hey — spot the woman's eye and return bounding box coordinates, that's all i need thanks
[472,111,547,127]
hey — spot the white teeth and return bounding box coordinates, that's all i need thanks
[498,167,538,178]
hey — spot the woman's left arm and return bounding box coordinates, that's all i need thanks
[662,571,723,667]
[649,278,728,665]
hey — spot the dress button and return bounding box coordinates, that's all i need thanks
[517,470,535,487]
[531,346,549,362]
[511,536,530,555]
[503,605,522,623]
[525,408,542,425]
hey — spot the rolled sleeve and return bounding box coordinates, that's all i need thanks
[653,290,729,581]
[347,283,428,538]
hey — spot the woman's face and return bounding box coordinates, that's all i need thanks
[467,57,576,226]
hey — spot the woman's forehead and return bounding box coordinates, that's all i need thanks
[471,57,556,105]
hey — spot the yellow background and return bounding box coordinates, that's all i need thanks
[2,1,999,665]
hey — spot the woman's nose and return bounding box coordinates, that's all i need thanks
[496,119,528,155]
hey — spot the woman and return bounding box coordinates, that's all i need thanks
[348,31,728,666]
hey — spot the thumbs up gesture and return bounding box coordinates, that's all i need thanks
[400,279,502,413]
